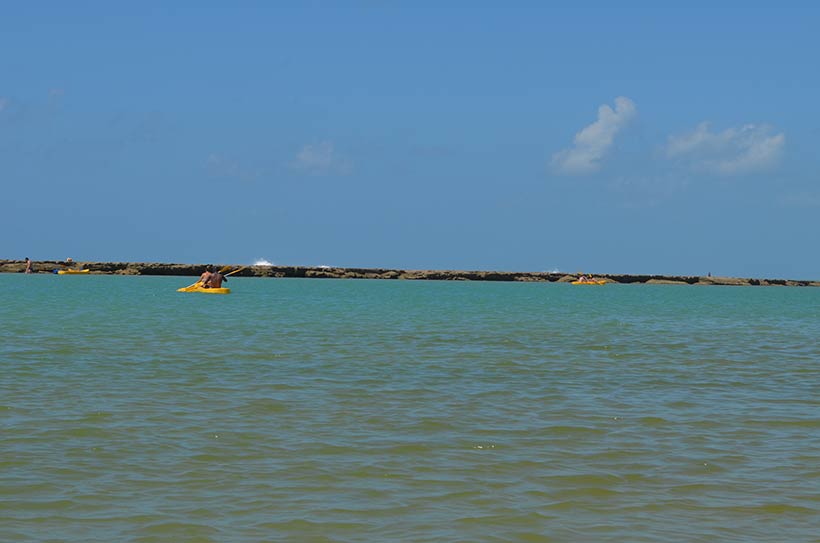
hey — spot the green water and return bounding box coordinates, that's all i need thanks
[1,275,818,542]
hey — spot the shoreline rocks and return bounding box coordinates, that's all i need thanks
[1,259,817,287]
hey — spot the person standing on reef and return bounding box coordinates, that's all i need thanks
[198,265,214,287]
[25,257,32,274]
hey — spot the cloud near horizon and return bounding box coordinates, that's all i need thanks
[666,122,785,175]
[292,141,352,175]
[552,96,636,175]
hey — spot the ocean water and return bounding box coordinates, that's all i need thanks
[1,274,818,543]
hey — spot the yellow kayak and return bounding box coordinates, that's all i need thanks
[571,279,606,285]
[177,283,230,294]
[57,269,90,275]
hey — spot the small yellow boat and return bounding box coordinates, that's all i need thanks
[571,279,606,285]
[177,284,230,294]
[57,269,90,275]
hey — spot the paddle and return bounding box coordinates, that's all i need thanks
[225,266,246,277]
[178,280,203,292]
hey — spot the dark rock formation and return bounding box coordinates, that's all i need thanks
[1,259,817,287]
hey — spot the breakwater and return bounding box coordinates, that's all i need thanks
[3,259,818,286]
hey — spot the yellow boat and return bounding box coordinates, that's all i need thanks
[177,284,230,294]
[57,269,90,275]
[571,279,606,285]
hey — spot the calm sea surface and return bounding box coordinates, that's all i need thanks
[1,274,818,542]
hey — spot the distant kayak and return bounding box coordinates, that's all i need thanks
[571,279,606,285]
[56,269,90,275]
[177,284,230,294]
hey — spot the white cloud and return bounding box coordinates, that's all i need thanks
[293,141,352,175]
[666,122,784,175]
[552,96,636,175]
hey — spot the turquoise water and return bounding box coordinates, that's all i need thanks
[1,274,818,542]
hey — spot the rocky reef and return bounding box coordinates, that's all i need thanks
[1,259,818,287]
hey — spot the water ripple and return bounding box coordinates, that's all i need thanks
[1,276,818,542]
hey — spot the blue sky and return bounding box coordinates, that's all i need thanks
[2,2,819,278]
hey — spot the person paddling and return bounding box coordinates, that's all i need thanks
[207,268,227,289]
[198,265,214,287]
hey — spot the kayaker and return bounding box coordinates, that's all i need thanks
[198,265,214,287]
[208,269,227,289]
